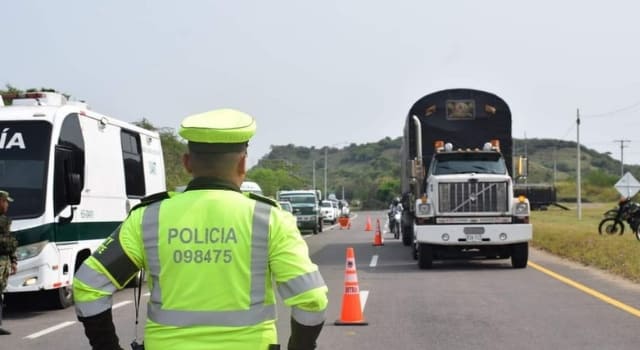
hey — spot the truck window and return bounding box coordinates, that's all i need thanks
[279,195,316,204]
[0,121,51,218]
[53,114,86,214]
[120,130,145,197]
[432,153,506,175]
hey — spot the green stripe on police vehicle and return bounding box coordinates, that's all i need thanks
[14,221,120,253]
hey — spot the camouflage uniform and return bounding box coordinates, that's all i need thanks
[0,213,17,331]
[0,214,17,293]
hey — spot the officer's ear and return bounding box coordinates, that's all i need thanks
[236,152,247,178]
[182,153,193,174]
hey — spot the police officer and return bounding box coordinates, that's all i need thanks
[74,109,328,350]
[0,190,17,335]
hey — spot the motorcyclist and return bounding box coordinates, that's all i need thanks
[389,197,403,215]
[388,197,403,232]
[618,196,640,219]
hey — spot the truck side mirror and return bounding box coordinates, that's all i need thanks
[65,173,82,205]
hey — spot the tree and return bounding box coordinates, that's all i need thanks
[133,119,190,191]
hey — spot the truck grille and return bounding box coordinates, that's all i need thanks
[438,181,508,213]
[293,207,315,215]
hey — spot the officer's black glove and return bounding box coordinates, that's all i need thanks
[288,318,324,350]
[77,308,123,350]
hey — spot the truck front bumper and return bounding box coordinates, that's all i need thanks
[295,215,318,230]
[6,250,62,293]
[415,223,532,245]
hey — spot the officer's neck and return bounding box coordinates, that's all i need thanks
[187,176,241,192]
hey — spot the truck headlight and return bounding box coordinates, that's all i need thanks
[514,202,529,216]
[16,241,49,261]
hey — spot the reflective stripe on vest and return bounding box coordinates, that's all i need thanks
[75,295,113,317]
[75,263,118,296]
[74,262,118,317]
[292,306,326,326]
[142,200,275,327]
[277,270,326,300]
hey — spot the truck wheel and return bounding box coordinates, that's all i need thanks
[319,219,323,233]
[511,242,529,268]
[402,225,413,246]
[49,286,74,309]
[411,243,418,260]
[418,243,433,269]
[313,225,318,235]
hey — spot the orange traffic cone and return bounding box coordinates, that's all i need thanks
[335,247,368,326]
[364,216,372,231]
[372,219,384,246]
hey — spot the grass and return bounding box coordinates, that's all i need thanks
[531,202,640,283]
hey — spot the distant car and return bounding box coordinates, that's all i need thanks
[320,200,338,224]
[338,200,350,216]
[241,181,263,195]
[330,200,341,218]
[278,201,293,213]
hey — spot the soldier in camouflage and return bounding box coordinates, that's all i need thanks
[0,190,17,335]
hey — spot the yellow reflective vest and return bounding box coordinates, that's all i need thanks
[74,180,328,350]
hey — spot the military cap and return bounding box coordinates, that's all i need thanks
[0,190,13,202]
[179,109,256,153]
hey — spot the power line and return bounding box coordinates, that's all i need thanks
[614,139,631,177]
[582,100,640,119]
[558,122,575,140]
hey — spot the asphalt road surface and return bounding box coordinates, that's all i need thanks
[3,210,640,349]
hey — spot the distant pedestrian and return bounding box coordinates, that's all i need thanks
[0,190,18,335]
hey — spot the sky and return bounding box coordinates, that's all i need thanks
[3,0,640,171]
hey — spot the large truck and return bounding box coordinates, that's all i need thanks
[400,88,532,269]
[0,91,166,308]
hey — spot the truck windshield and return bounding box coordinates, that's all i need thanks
[0,121,52,219]
[432,152,506,175]
[280,195,316,205]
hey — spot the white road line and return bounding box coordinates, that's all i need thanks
[24,300,138,340]
[360,290,369,313]
[24,321,76,339]
[369,255,379,267]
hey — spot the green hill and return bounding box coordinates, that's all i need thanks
[248,137,639,209]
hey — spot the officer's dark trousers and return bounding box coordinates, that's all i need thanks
[0,294,3,326]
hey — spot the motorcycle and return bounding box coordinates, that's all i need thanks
[598,198,640,241]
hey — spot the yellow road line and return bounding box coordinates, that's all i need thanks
[528,261,640,318]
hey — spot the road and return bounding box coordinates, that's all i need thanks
[3,210,640,349]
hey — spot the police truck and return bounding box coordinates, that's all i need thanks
[0,91,165,308]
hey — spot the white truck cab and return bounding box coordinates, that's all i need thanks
[413,140,532,268]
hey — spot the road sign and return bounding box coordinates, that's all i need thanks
[614,172,640,198]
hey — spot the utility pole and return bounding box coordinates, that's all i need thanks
[524,132,528,185]
[312,159,316,191]
[324,147,328,201]
[614,139,631,177]
[553,147,557,186]
[576,108,582,220]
